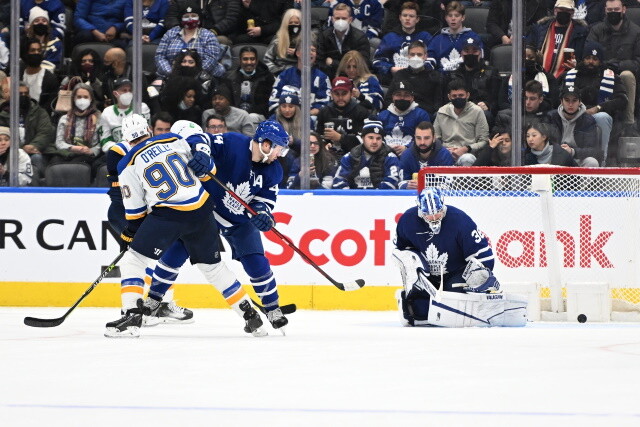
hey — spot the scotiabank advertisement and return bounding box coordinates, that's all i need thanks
[0,190,638,289]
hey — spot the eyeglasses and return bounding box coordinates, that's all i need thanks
[310,140,320,146]
[207,124,225,131]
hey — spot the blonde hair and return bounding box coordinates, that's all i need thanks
[276,9,302,60]
[276,103,302,142]
[335,50,375,85]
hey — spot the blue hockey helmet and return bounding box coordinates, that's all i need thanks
[254,120,289,147]
[417,187,447,234]
[254,120,290,161]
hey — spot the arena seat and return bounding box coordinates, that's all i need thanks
[94,164,110,188]
[464,8,490,48]
[70,42,115,63]
[45,163,92,187]
[625,7,640,28]
[126,44,158,75]
[490,44,512,76]
[311,6,330,30]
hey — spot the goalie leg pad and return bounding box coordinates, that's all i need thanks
[392,248,431,297]
[427,291,527,327]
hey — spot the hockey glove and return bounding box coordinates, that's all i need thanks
[462,260,501,293]
[188,151,216,176]
[249,202,274,232]
[120,228,136,245]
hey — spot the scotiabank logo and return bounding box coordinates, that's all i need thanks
[496,215,613,269]
[265,212,391,267]
[265,213,614,270]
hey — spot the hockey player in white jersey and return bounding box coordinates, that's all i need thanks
[393,187,527,327]
[104,114,266,338]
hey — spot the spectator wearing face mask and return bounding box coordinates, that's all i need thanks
[328,0,384,47]
[526,0,588,79]
[21,6,63,70]
[587,0,640,125]
[263,9,302,76]
[372,1,433,85]
[20,38,58,114]
[384,40,444,118]
[226,45,275,121]
[97,78,150,153]
[448,36,501,128]
[20,0,66,40]
[61,49,105,111]
[378,80,431,157]
[101,48,132,107]
[0,79,55,177]
[434,79,489,166]
[164,0,241,47]
[52,84,104,177]
[160,78,203,123]
[155,1,225,80]
[317,3,370,79]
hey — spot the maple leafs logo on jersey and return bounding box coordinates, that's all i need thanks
[222,180,251,215]
[385,125,412,147]
[393,45,409,68]
[424,243,448,276]
[574,4,587,21]
[440,49,462,72]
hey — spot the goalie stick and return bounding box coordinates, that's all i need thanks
[206,172,365,291]
[24,250,127,328]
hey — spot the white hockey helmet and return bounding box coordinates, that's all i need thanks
[170,120,203,139]
[121,114,150,143]
[417,187,447,234]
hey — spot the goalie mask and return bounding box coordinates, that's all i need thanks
[417,187,447,234]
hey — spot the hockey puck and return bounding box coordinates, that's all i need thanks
[577,314,587,323]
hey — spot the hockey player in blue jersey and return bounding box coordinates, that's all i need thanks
[392,187,527,327]
[148,119,292,331]
[104,114,266,338]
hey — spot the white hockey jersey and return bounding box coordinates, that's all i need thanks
[98,103,150,153]
[117,133,209,221]
[0,148,33,186]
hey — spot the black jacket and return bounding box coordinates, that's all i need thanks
[316,98,370,154]
[587,16,640,76]
[317,26,371,77]
[487,0,549,45]
[524,143,578,167]
[558,67,628,117]
[449,64,501,114]
[165,0,242,37]
[384,66,444,118]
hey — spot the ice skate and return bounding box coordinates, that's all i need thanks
[141,298,161,327]
[152,301,194,324]
[239,300,267,337]
[104,301,143,338]
[267,307,288,335]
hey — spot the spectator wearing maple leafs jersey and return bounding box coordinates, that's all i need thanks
[428,2,484,72]
[433,79,489,166]
[377,80,430,158]
[372,1,432,85]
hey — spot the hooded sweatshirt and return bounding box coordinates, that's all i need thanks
[433,100,489,153]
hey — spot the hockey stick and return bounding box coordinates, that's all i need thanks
[206,172,365,291]
[24,250,127,328]
[251,299,297,315]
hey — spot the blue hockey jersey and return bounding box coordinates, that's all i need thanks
[395,205,494,281]
[373,30,433,77]
[378,103,431,147]
[397,141,454,189]
[186,131,282,228]
[268,66,331,113]
[428,28,483,72]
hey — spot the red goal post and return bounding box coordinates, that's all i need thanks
[417,166,640,321]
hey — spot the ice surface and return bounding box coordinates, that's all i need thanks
[1,308,640,427]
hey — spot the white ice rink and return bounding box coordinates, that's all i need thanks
[1,307,639,427]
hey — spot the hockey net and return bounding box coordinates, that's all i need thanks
[418,166,640,321]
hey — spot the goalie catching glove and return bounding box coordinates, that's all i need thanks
[462,259,500,293]
[249,202,274,232]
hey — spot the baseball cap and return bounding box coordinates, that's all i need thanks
[113,78,132,90]
[331,77,353,93]
[554,0,575,10]
[392,80,413,95]
[461,36,482,51]
[560,85,581,99]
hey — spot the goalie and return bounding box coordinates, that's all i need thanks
[393,187,527,327]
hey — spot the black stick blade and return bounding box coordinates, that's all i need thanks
[24,316,65,328]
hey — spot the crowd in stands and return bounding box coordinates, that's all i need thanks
[1,0,640,189]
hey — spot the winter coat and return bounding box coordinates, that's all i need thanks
[486,0,549,44]
[587,16,640,76]
[558,67,628,116]
[316,98,371,154]
[164,0,242,37]
[547,104,601,162]
[317,26,371,77]
[0,98,56,154]
[385,66,445,118]
[526,16,589,63]
[449,64,501,114]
